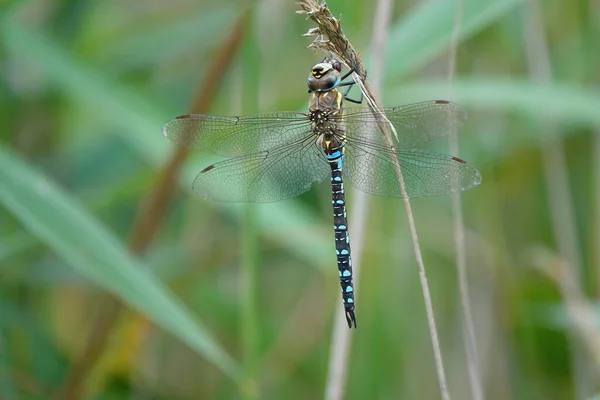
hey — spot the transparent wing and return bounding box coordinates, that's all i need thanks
[162,112,310,157]
[344,139,481,198]
[192,137,330,202]
[342,100,466,149]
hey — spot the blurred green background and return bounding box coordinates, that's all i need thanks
[1,0,600,399]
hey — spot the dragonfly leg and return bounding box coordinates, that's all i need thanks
[339,67,367,84]
[336,81,355,88]
[337,80,357,98]
[344,94,363,104]
[339,68,356,82]
[343,88,363,104]
[341,80,354,91]
[339,79,362,104]
[338,69,364,104]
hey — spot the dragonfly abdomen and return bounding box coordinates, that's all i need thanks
[325,144,356,329]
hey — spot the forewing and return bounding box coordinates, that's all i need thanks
[192,137,330,202]
[162,112,310,157]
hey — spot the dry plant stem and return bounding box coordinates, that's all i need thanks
[522,0,582,283]
[399,195,451,400]
[298,1,449,399]
[593,2,600,296]
[595,131,600,291]
[522,0,589,396]
[54,13,248,400]
[446,1,483,399]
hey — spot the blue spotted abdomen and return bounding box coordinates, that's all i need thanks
[325,145,356,328]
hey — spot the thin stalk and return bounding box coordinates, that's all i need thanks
[591,1,600,304]
[522,0,583,286]
[446,1,483,399]
[400,187,451,400]
[522,0,590,396]
[595,130,600,292]
[241,7,260,399]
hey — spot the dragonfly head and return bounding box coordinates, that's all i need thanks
[307,61,341,93]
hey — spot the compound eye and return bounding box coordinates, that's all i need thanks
[321,74,338,90]
[332,61,342,72]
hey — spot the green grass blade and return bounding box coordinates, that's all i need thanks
[0,146,240,381]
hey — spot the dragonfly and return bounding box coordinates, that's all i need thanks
[162,60,482,329]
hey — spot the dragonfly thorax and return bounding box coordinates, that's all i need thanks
[309,108,341,135]
[308,84,344,145]
[309,87,343,112]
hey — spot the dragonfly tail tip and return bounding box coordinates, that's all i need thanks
[345,310,357,329]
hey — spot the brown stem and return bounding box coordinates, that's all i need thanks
[54,12,248,400]
[129,11,249,252]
